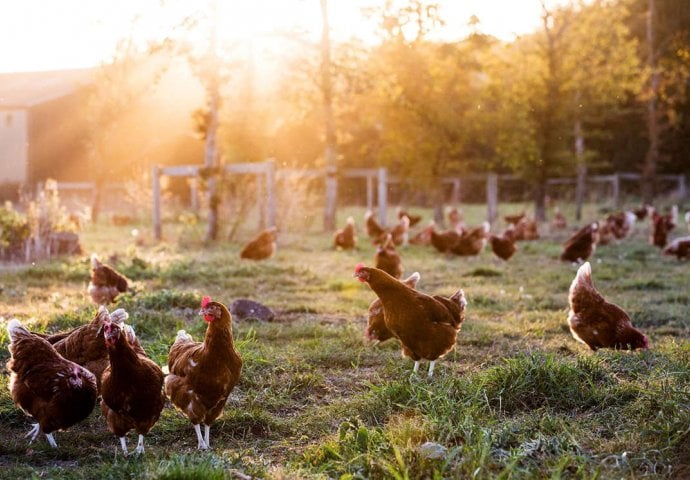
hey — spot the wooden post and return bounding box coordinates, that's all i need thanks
[266,159,276,228]
[678,174,687,199]
[152,165,162,241]
[189,178,199,212]
[377,167,387,227]
[366,175,373,211]
[486,173,498,223]
[257,169,265,229]
[612,173,620,208]
[450,178,461,204]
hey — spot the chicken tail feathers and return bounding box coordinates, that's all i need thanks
[450,289,468,311]
[7,318,29,343]
[90,253,101,269]
[109,308,130,325]
[403,272,421,288]
[574,262,593,289]
[175,329,193,343]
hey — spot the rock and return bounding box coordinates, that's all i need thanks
[418,441,448,460]
[230,299,275,322]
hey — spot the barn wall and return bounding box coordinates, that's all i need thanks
[27,93,90,184]
[0,109,28,183]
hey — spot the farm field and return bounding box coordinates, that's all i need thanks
[0,204,689,479]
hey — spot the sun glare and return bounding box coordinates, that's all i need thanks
[0,0,566,74]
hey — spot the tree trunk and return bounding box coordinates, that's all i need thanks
[642,0,659,204]
[320,0,337,231]
[204,0,221,242]
[574,116,586,221]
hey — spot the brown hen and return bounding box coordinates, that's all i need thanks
[165,297,242,450]
[7,319,97,448]
[567,262,648,350]
[101,316,165,455]
[240,227,277,260]
[354,265,466,377]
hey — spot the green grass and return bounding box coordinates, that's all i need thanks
[0,203,689,479]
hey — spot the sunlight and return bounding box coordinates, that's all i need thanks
[0,0,563,74]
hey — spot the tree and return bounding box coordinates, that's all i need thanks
[321,0,338,232]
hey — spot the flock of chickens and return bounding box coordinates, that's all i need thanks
[7,255,241,453]
[5,204,689,454]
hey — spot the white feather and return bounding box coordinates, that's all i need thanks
[7,319,28,343]
[109,308,129,324]
[175,329,193,342]
[90,253,100,269]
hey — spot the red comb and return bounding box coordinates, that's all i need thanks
[354,262,365,272]
[201,295,211,307]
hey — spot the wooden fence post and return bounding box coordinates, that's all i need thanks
[611,173,620,208]
[152,164,162,241]
[451,178,461,204]
[366,175,374,211]
[257,168,265,229]
[678,174,687,199]
[377,167,387,227]
[189,178,199,212]
[266,159,276,228]
[486,173,498,223]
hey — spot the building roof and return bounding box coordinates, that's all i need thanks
[0,68,94,109]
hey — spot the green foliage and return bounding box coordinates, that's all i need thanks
[0,202,29,260]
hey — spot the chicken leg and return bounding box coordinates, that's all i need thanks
[194,424,208,450]
[204,425,211,449]
[428,361,436,378]
[134,434,145,455]
[119,437,128,455]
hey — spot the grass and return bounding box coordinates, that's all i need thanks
[0,203,689,479]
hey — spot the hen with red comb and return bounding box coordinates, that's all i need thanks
[165,299,242,450]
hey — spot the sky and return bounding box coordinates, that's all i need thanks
[0,0,553,73]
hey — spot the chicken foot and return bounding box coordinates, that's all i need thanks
[194,424,209,450]
[25,423,57,448]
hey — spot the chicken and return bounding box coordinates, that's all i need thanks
[551,207,567,230]
[450,222,490,256]
[165,296,242,450]
[446,206,464,231]
[354,264,467,377]
[596,220,616,246]
[513,217,540,241]
[334,217,357,250]
[88,253,129,305]
[365,210,386,242]
[504,212,526,225]
[32,307,141,390]
[240,226,277,260]
[650,210,674,248]
[604,211,636,240]
[561,222,599,262]
[365,272,420,345]
[633,205,652,221]
[374,234,403,279]
[489,227,517,261]
[397,208,422,228]
[390,215,410,246]
[662,236,690,260]
[429,222,462,254]
[6,319,98,448]
[100,315,165,455]
[409,222,433,246]
[567,262,648,350]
